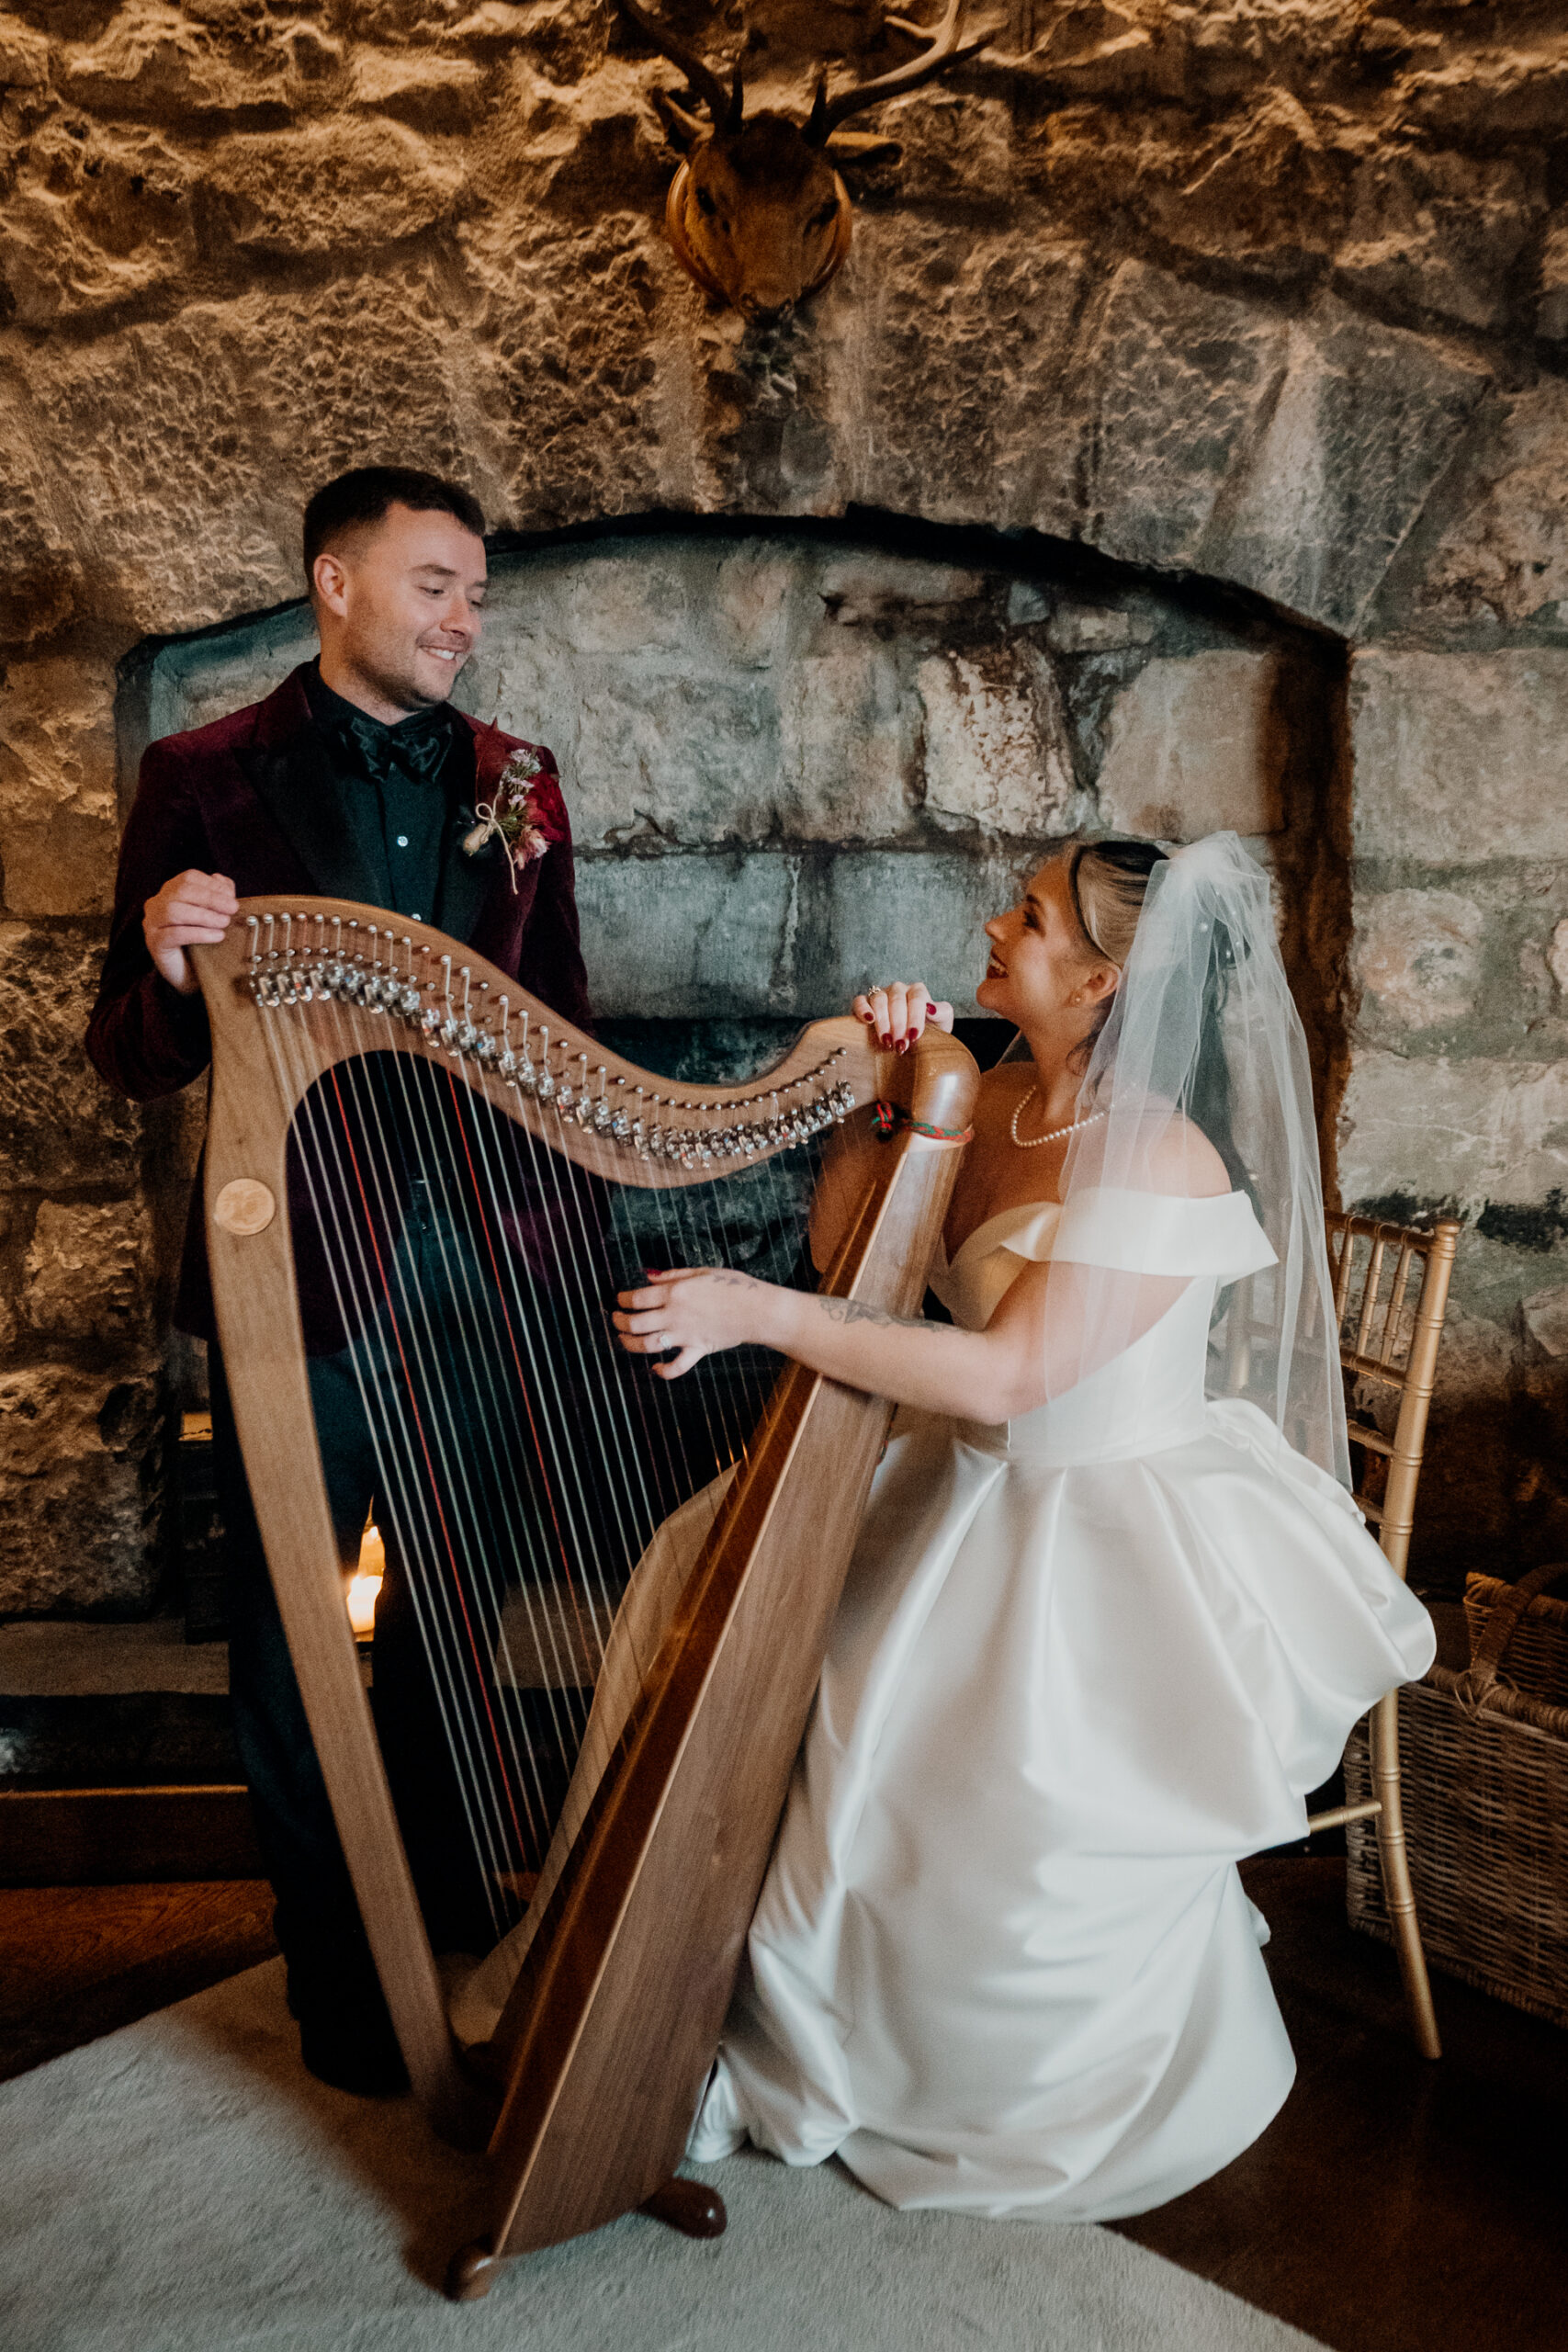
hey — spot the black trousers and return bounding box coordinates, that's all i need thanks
[209,1186,525,2026]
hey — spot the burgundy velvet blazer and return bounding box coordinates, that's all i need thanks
[86,664,593,1345]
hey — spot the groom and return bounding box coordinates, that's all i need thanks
[87,467,592,2093]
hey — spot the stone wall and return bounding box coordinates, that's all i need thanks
[3,0,1566,1608]
[135,526,1319,1012]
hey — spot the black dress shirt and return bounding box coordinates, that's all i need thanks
[302,662,464,925]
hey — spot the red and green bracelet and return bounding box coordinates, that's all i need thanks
[873,1101,975,1144]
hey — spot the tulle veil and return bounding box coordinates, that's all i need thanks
[1003,831,1349,1487]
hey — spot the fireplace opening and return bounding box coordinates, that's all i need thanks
[117,509,1348,1118]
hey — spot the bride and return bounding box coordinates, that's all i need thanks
[611,831,1436,2222]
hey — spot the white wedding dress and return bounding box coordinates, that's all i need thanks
[684,1184,1437,2220]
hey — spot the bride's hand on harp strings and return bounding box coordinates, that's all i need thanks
[614,1267,773,1379]
[852,982,954,1055]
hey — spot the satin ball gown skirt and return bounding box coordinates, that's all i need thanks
[687,1390,1436,2221]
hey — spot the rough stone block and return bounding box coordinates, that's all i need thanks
[870,88,1014,202]
[1404,41,1568,141]
[22,1200,150,1346]
[462,212,664,531]
[0,17,50,86]
[0,1367,161,1617]
[821,848,1026,1018]
[0,122,198,329]
[1351,888,1484,1034]
[574,851,799,1018]
[1208,298,1489,632]
[1145,87,1346,277]
[231,268,495,546]
[350,48,490,131]
[1083,261,1288,575]
[1540,213,1568,343]
[779,643,915,842]
[1337,147,1541,334]
[1337,1046,1568,1215]
[572,672,782,846]
[713,547,792,670]
[203,121,468,257]
[1096,651,1283,841]
[555,550,694,656]
[0,653,119,919]
[0,385,83,649]
[1350,650,1568,865]
[0,926,138,1193]
[1044,605,1156,653]
[1393,379,1568,629]
[1523,1283,1568,1360]
[61,2,298,120]
[847,217,1088,537]
[916,645,1077,839]
[818,558,986,625]
[33,305,299,636]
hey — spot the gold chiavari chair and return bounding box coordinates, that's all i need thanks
[1303,1212,1461,2061]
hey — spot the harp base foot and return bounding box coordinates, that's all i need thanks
[641,2177,728,2239]
[446,2240,502,2301]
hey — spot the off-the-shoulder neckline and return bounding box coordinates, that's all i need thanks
[940,1187,1249,1273]
[941,1198,1064,1272]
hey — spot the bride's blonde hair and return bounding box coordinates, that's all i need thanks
[1066,836,1168,968]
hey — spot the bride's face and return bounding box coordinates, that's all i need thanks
[977,857,1104,1027]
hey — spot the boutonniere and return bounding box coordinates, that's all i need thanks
[461,746,563,891]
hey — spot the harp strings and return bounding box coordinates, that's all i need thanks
[260,948,833,1954]
[260,987,533,1931]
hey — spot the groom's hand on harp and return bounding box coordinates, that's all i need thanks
[852,982,953,1053]
[143,869,238,995]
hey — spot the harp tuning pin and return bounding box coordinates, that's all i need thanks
[398,981,422,1019]
[420,1001,443,1037]
[475,1030,499,1065]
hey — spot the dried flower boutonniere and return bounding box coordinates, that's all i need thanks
[462,745,563,891]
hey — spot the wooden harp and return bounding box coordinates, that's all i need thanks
[194,899,976,2299]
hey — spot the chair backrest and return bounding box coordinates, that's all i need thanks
[1325,1214,1461,1580]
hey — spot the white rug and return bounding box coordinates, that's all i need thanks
[0,1961,1325,2352]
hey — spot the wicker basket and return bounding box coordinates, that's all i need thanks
[1346,1568,1568,2030]
[1462,1564,1568,1709]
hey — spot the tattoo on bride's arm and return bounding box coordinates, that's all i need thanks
[814,1298,956,1334]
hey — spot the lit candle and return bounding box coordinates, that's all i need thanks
[346,1518,385,1639]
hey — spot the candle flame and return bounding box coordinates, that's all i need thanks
[347,1518,385,1638]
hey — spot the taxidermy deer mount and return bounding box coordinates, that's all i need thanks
[622,0,995,325]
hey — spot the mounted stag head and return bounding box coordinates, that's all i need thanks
[622,0,994,325]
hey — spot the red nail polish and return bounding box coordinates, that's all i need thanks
[879,1033,892,1049]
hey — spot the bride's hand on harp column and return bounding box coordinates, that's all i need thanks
[614,1267,775,1379]
[852,982,953,1054]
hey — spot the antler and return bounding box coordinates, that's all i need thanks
[807,0,993,139]
[619,0,735,124]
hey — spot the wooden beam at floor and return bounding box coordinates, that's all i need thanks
[0,1786,264,1887]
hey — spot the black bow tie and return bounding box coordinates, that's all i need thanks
[336,704,453,792]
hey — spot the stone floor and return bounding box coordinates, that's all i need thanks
[1,1856,1562,2351]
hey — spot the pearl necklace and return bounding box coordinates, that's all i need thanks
[1009,1091,1108,1151]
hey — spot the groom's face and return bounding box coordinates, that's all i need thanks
[313,503,488,714]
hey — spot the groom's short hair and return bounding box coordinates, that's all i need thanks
[303,467,486,573]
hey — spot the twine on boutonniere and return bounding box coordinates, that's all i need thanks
[461,743,562,892]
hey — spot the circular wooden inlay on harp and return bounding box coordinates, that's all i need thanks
[212,1178,276,1236]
